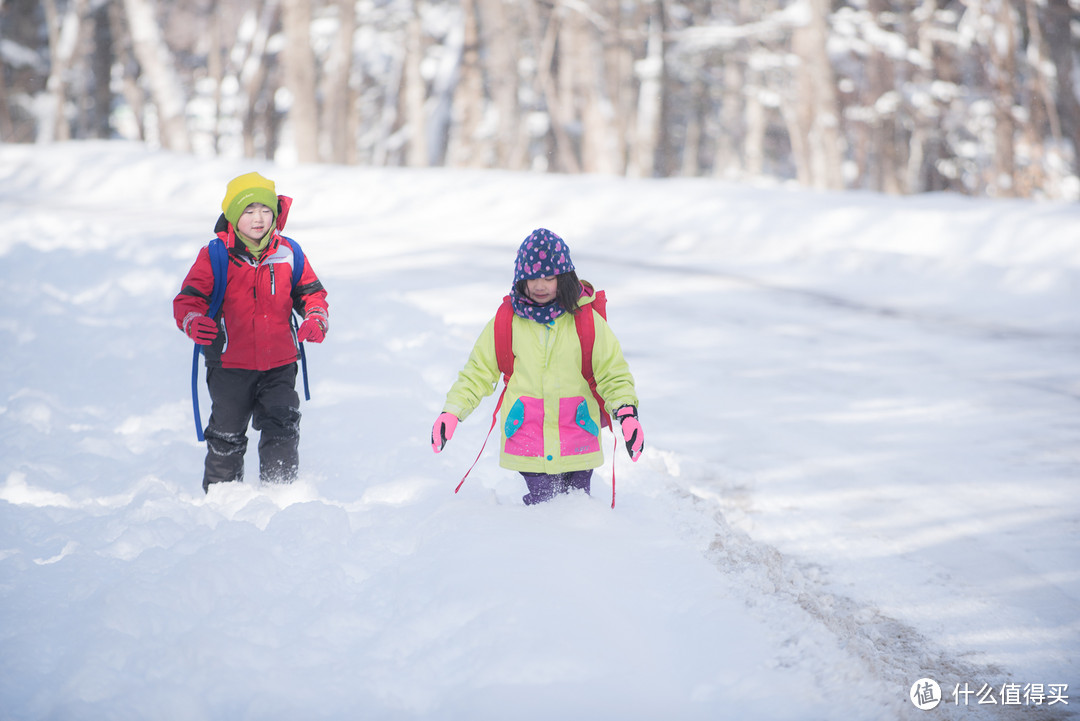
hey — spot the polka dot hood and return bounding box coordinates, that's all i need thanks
[510,228,577,323]
[514,228,575,283]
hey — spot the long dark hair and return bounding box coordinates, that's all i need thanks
[515,271,585,315]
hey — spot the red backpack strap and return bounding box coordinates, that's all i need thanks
[575,294,611,430]
[592,288,607,320]
[494,296,515,380]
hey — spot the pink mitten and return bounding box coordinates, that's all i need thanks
[431,412,459,453]
[615,405,644,462]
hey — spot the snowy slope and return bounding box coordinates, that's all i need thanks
[1,141,1077,720]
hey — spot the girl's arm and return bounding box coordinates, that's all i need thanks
[442,317,501,421]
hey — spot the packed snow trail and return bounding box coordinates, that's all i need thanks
[1,143,1077,720]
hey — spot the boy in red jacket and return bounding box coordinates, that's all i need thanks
[174,172,329,492]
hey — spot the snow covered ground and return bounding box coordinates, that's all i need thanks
[1,141,1077,720]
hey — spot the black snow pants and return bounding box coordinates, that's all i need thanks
[202,363,301,492]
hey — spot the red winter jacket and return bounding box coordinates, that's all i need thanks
[173,196,329,371]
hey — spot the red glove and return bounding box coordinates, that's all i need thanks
[183,312,219,345]
[615,405,644,462]
[431,412,458,453]
[297,315,327,343]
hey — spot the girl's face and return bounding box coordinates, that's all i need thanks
[525,276,558,304]
[235,203,275,242]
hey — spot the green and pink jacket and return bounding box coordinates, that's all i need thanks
[443,293,638,474]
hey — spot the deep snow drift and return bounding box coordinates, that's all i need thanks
[1,142,1077,720]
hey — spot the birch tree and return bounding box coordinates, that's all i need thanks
[403,8,428,167]
[281,0,318,163]
[988,0,1018,196]
[321,0,357,164]
[121,0,191,152]
[235,1,282,159]
[1041,0,1080,181]
[629,3,664,177]
[6,0,1080,198]
[480,0,526,169]
[41,0,86,142]
[447,0,484,166]
[786,0,842,189]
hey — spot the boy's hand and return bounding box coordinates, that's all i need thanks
[431,412,458,453]
[615,405,644,462]
[297,316,327,343]
[184,313,219,345]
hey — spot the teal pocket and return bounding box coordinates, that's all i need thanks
[575,399,599,436]
[505,398,526,439]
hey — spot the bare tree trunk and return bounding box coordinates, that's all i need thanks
[480,0,525,169]
[121,0,191,152]
[556,4,583,168]
[108,0,145,141]
[87,2,112,139]
[629,5,663,177]
[207,6,223,154]
[448,0,484,167]
[787,0,843,189]
[743,71,766,178]
[715,55,744,178]
[425,9,462,167]
[988,0,1017,196]
[735,0,772,179]
[403,9,429,167]
[525,1,580,173]
[865,0,901,193]
[373,39,405,166]
[321,0,356,164]
[905,0,936,193]
[653,3,680,177]
[1022,0,1061,143]
[1041,0,1079,179]
[1012,0,1054,196]
[0,54,13,140]
[281,0,319,163]
[560,2,621,174]
[605,0,636,175]
[681,83,701,176]
[233,0,281,159]
[41,0,87,142]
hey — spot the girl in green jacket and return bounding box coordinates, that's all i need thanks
[431,228,644,505]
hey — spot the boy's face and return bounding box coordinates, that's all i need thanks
[235,203,275,242]
[525,276,558,304]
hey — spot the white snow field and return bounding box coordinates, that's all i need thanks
[0,141,1077,720]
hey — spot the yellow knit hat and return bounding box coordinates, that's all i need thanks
[221,172,278,227]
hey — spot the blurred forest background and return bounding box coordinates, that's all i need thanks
[4,0,1080,199]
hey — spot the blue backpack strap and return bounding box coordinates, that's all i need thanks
[288,237,305,287]
[192,239,230,441]
[284,237,311,402]
[206,239,229,317]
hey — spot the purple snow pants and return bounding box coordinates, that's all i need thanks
[520,470,593,505]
